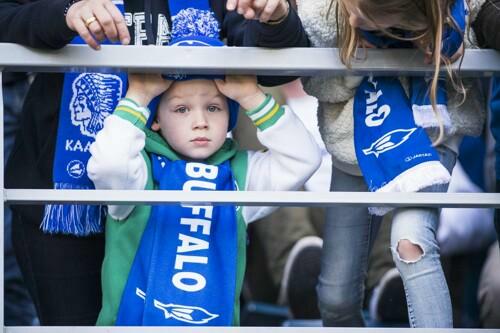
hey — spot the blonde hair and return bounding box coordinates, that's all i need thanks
[330,0,466,145]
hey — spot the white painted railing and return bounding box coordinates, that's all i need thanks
[2,43,500,332]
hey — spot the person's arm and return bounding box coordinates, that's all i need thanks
[87,99,150,220]
[87,74,171,221]
[472,0,500,50]
[0,0,76,48]
[222,0,310,86]
[241,97,322,223]
[215,75,322,223]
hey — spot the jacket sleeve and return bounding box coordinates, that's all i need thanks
[0,0,76,48]
[222,1,310,87]
[87,99,150,221]
[472,0,500,50]
[241,95,322,223]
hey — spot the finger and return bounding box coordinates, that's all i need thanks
[237,0,251,15]
[163,79,174,92]
[93,5,118,42]
[213,79,227,92]
[448,44,464,64]
[251,0,268,19]
[73,18,101,50]
[226,0,238,11]
[86,16,106,42]
[104,1,130,44]
[243,7,257,19]
[260,0,281,22]
[424,52,433,65]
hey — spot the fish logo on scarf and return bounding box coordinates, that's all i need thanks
[362,128,417,158]
[134,288,219,324]
[67,160,86,179]
[153,301,219,324]
[70,73,123,137]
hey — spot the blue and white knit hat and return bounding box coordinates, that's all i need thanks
[164,2,239,131]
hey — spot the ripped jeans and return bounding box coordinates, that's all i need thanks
[318,146,455,328]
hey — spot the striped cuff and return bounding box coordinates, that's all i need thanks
[246,94,284,131]
[114,98,151,130]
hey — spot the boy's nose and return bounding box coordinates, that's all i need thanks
[192,110,209,129]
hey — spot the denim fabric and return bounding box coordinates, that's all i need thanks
[491,77,500,248]
[3,78,38,325]
[319,146,456,328]
[495,181,500,251]
[490,78,500,180]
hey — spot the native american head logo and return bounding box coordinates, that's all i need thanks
[70,73,123,138]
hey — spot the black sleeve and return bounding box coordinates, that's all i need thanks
[472,0,500,50]
[222,2,310,87]
[0,0,77,48]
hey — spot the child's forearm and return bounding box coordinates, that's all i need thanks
[124,90,154,108]
[238,90,267,111]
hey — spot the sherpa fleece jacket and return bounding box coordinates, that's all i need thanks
[298,0,487,176]
[87,95,322,326]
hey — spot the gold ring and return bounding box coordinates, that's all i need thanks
[84,16,97,27]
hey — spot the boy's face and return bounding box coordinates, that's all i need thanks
[153,79,229,161]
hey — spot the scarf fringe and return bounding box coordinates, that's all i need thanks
[368,161,451,216]
[41,183,104,236]
[412,104,452,131]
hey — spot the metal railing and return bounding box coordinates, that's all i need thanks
[2,43,500,332]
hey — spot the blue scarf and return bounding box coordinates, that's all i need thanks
[42,0,127,235]
[116,156,237,326]
[354,0,466,215]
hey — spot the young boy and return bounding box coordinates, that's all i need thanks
[87,71,321,326]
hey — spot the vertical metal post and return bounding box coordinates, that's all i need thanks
[1,69,5,330]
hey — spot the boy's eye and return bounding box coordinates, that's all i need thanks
[208,105,220,112]
[175,106,188,113]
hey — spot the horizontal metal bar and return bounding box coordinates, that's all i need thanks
[0,44,499,76]
[4,189,500,208]
[5,327,500,333]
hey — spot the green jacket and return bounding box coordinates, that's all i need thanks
[97,130,248,326]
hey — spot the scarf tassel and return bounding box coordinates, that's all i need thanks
[41,183,105,236]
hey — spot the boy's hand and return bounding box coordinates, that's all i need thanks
[126,74,172,107]
[214,76,266,111]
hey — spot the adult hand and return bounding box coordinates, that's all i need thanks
[66,0,130,50]
[226,0,289,23]
[214,75,266,111]
[126,74,172,107]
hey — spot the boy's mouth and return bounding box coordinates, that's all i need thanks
[191,137,210,145]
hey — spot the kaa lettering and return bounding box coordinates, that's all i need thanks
[65,139,92,152]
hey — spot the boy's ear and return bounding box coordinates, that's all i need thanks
[151,120,161,132]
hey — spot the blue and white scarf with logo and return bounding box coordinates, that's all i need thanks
[42,0,127,235]
[116,157,237,326]
[42,0,226,235]
[354,0,466,215]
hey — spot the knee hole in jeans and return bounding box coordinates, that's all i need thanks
[396,239,424,263]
